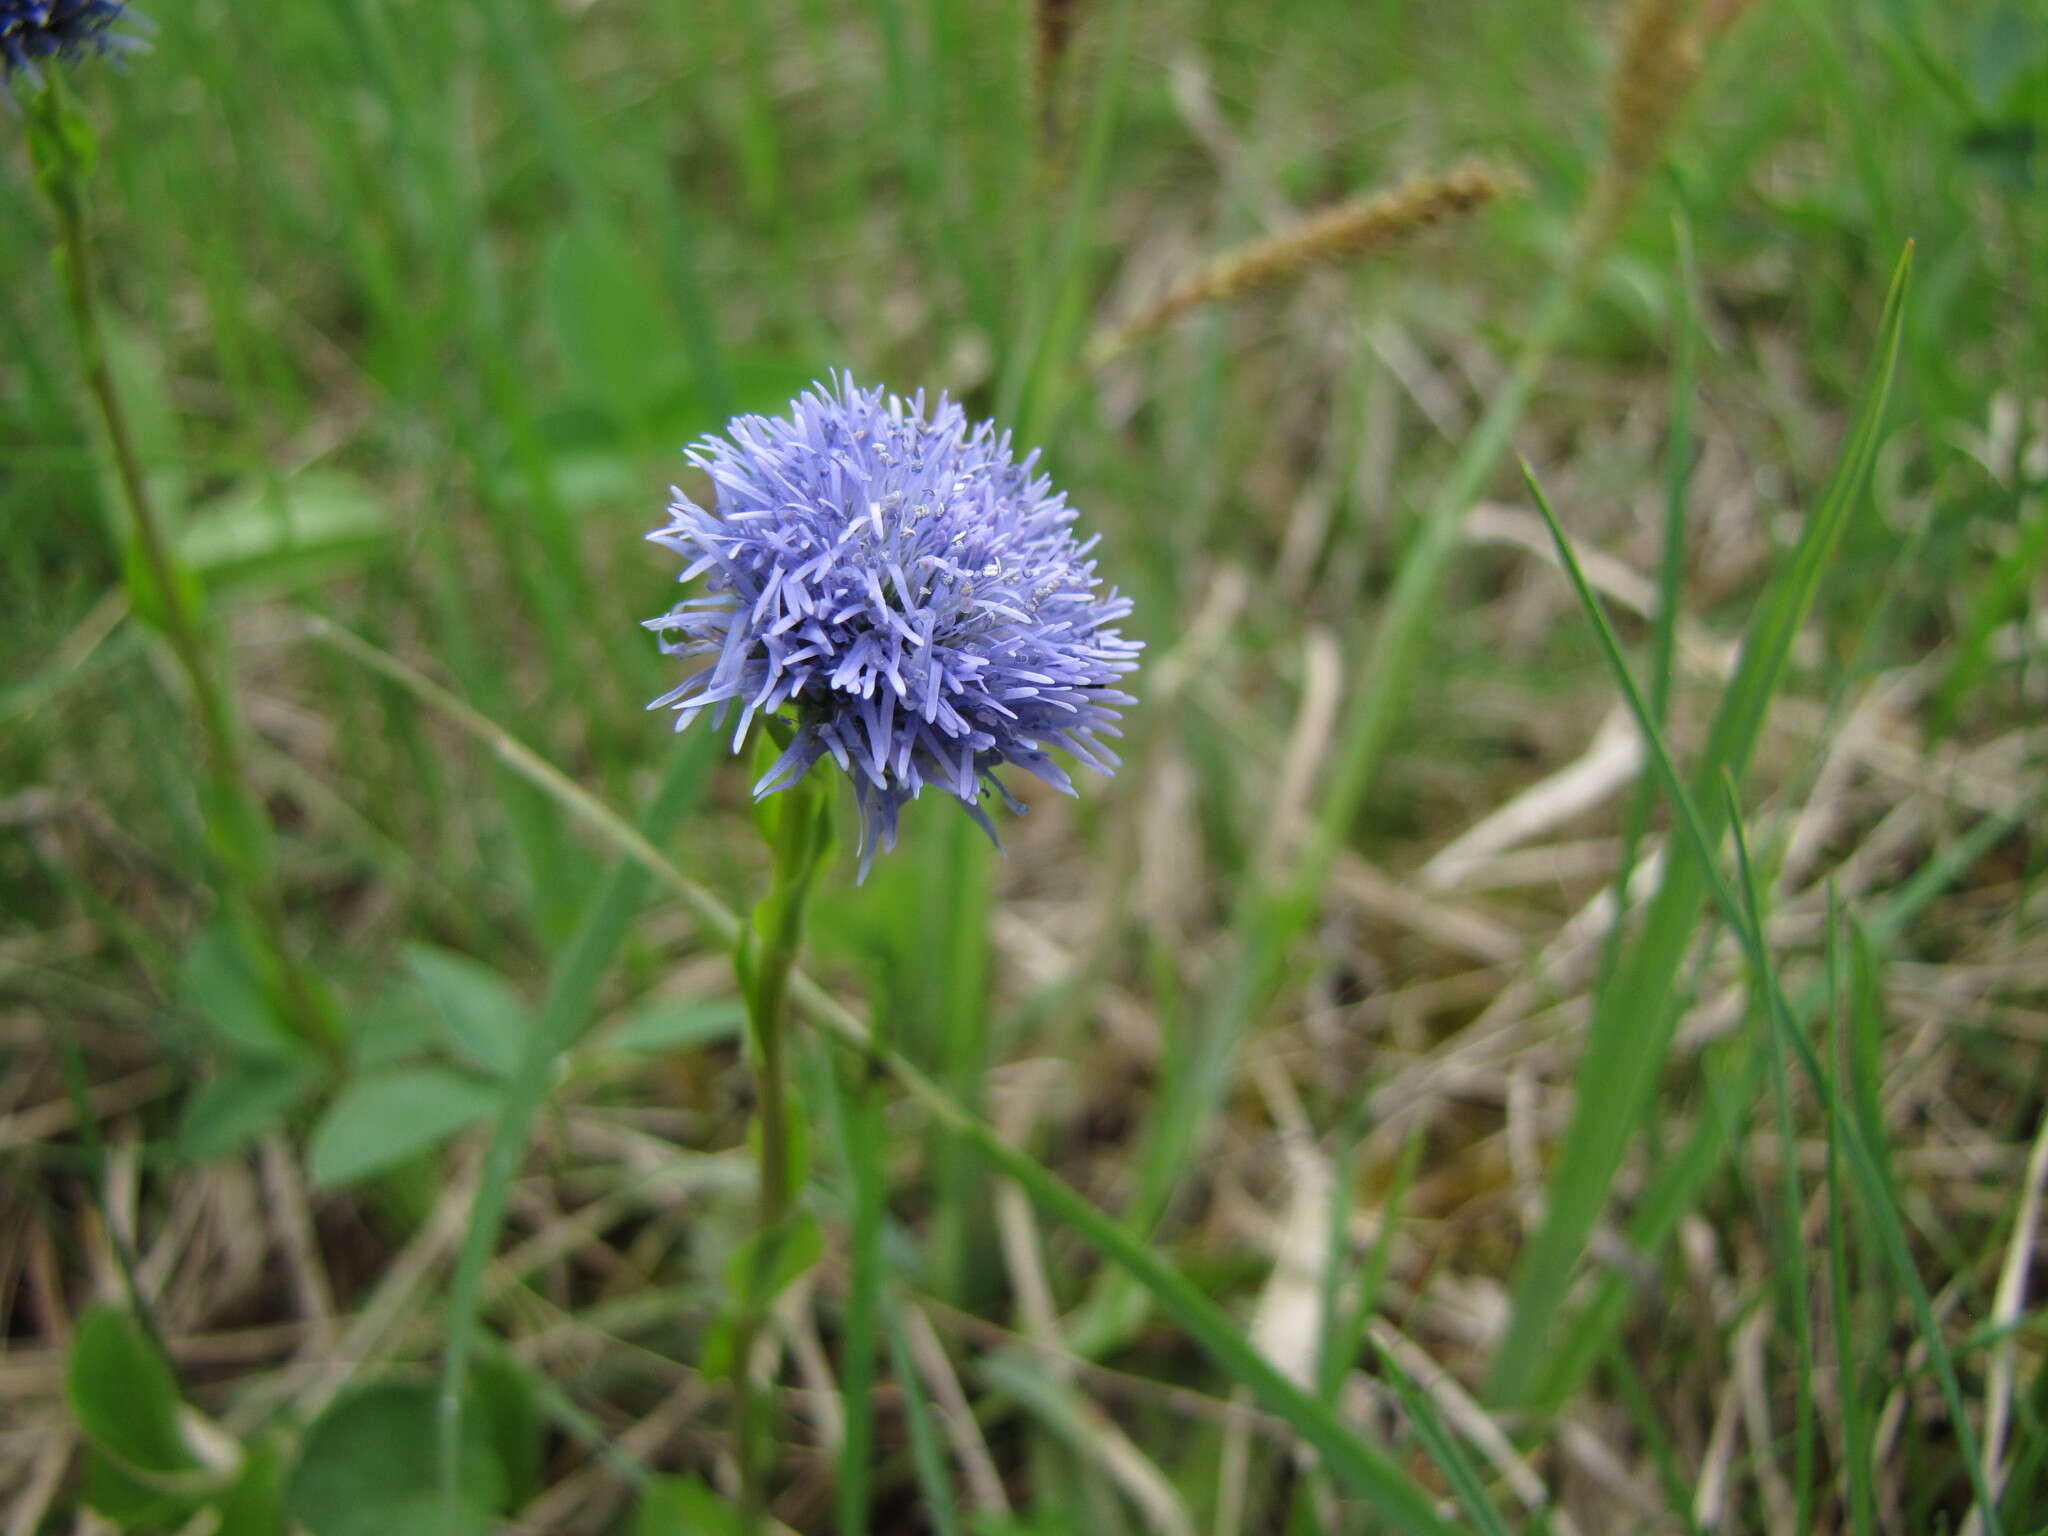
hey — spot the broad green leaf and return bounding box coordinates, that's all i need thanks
[308,1068,499,1188]
[77,1445,203,1528]
[632,1475,743,1536]
[345,970,444,1070]
[180,923,303,1062]
[178,1052,323,1163]
[65,1306,195,1476]
[214,1434,290,1536]
[402,943,529,1078]
[470,1353,543,1508]
[612,997,745,1055]
[285,1383,505,1536]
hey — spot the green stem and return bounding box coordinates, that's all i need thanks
[29,80,336,1061]
[731,767,832,1533]
[834,1056,885,1536]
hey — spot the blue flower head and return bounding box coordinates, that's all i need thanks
[647,375,1141,879]
[1,1,144,83]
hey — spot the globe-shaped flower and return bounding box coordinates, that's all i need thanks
[646,375,1141,878]
[1,1,143,83]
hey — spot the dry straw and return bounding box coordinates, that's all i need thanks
[1091,159,1522,363]
[1579,0,1761,259]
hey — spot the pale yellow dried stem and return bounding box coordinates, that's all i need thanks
[1091,160,1521,363]
[1576,0,1763,261]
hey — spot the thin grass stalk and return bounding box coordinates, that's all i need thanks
[874,1047,1460,1536]
[1298,1123,1424,1524]
[27,79,336,1062]
[1824,892,1880,1536]
[50,1007,159,1348]
[1092,265,1583,1322]
[1603,1339,1708,1533]
[1032,0,1084,128]
[1298,0,1754,917]
[930,815,993,1305]
[474,0,594,208]
[1756,872,1818,1535]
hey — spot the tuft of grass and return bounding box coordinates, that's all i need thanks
[1489,242,1915,1409]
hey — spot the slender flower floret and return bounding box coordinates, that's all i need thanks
[1,0,143,83]
[647,374,1141,878]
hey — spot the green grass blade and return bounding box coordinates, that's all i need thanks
[1373,1336,1512,1536]
[1825,890,1879,1536]
[1725,806,2001,1535]
[1110,216,1585,1327]
[1295,268,1580,917]
[1731,779,1813,1536]
[930,815,995,1305]
[997,0,1136,439]
[1596,215,1697,1000]
[1535,793,2037,1409]
[1523,459,2001,1529]
[1487,243,1913,1406]
[1603,1339,1709,1536]
[886,1303,966,1536]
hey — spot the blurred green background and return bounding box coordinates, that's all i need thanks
[4,0,2046,1531]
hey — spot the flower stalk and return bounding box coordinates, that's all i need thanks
[728,741,834,1530]
[26,78,337,1061]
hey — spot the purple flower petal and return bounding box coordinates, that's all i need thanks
[645,373,1141,878]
